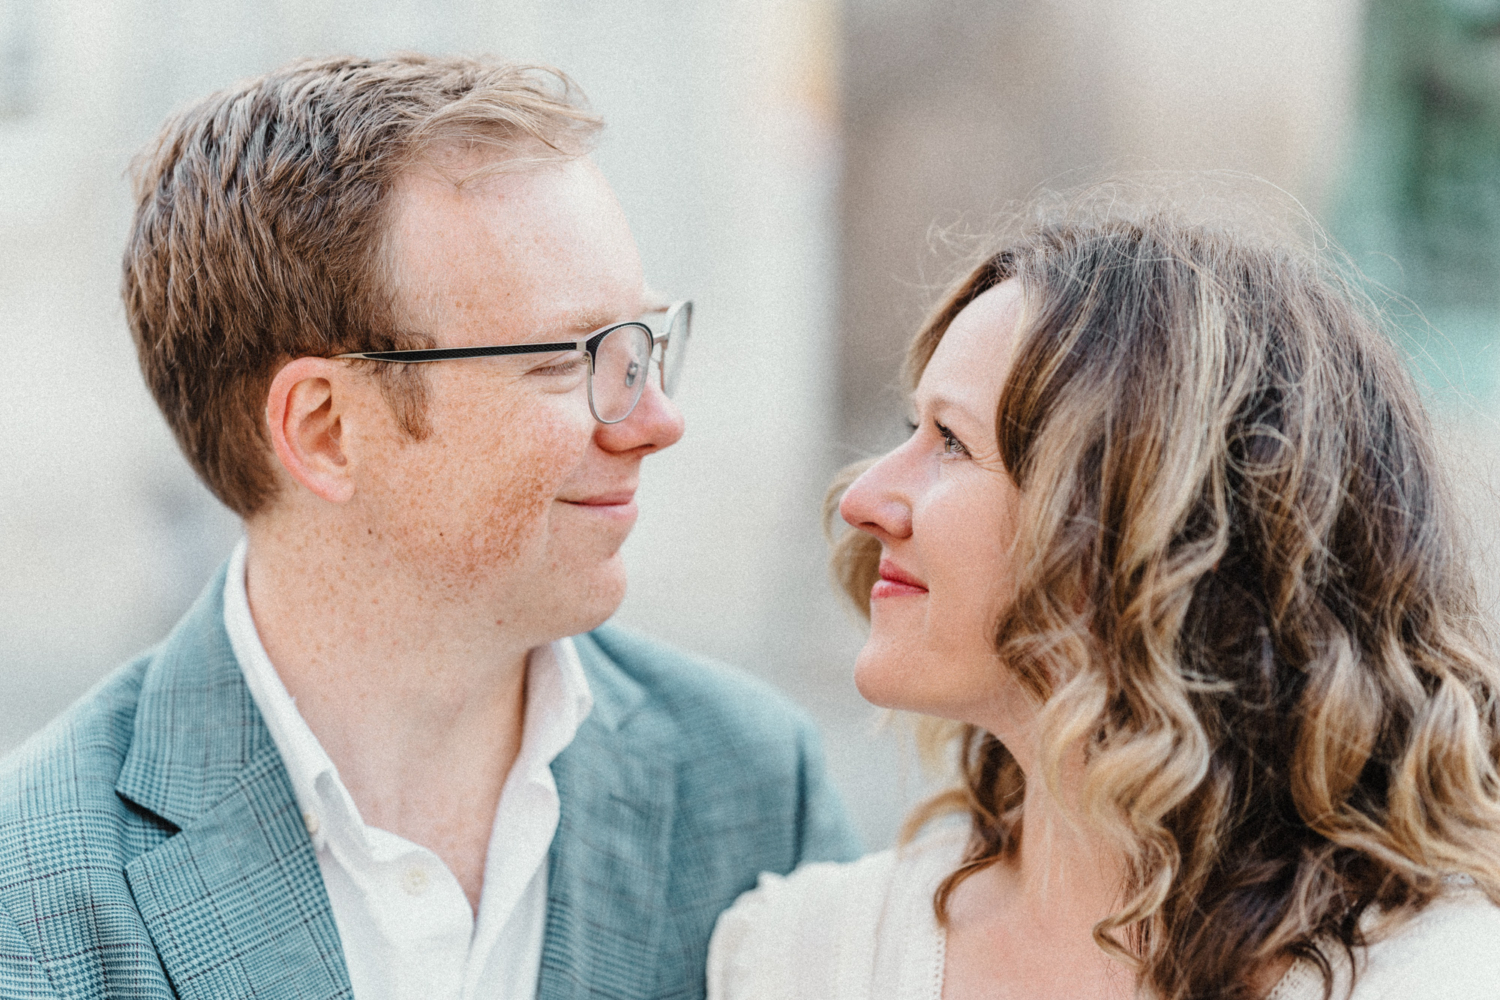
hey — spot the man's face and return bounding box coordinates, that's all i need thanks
[356,152,683,645]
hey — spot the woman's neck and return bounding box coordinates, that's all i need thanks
[941,744,1134,1000]
[940,741,1293,999]
[1013,768,1125,912]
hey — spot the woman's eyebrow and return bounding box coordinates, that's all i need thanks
[921,391,985,426]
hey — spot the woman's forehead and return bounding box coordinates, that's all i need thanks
[915,281,1025,409]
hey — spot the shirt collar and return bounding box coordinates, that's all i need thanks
[518,628,594,777]
[221,537,594,853]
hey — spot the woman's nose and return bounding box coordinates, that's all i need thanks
[839,452,913,541]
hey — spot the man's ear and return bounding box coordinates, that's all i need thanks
[266,357,358,504]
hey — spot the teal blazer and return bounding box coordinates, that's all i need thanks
[0,567,860,998]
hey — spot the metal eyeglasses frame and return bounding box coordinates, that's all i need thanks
[334,300,692,424]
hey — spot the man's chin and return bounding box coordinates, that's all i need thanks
[557,557,629,636]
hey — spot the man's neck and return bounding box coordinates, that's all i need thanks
[243,520,533,912]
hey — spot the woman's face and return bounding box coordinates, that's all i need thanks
[840,280,1026,728]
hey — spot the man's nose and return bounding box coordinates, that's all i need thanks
[596,382,685,455]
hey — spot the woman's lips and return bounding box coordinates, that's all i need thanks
[872,558,927,599]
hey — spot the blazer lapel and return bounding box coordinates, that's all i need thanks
[116,566,352,1000]
[537,635,678,1000]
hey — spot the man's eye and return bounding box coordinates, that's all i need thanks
[530,354,588,377]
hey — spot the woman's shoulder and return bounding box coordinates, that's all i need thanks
[707,825,967,1000]
[1275,888,1500,1000]
[714,823,966,937]
[1351,889,1500,998]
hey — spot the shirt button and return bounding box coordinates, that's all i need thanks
[402,866,429,896]
[303,812,320,836]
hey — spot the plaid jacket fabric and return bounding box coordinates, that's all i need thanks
[0,566,861,998]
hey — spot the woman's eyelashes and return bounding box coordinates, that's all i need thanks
[906,416,971,458]
[936,422,969,457]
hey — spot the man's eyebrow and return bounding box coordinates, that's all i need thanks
[552,307,631,336]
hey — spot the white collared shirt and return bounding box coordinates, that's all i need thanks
[222,538,593,1000]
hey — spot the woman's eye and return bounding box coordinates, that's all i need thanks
[937,423,969,457]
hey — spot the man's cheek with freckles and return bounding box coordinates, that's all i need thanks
[372,387,593,587]
[459,412,590,571]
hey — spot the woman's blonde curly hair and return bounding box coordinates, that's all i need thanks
[827,193,1500,1000]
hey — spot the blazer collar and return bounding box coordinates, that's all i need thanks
[117,563,352,1000]
[115,562,275,826]
[116,579,669,1000]
[537,630,679,1000]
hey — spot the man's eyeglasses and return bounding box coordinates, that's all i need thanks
[335,300,692,424]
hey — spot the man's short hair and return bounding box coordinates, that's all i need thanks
[123,53,602,517]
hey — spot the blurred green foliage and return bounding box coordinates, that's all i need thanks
[1336,0,1500,401]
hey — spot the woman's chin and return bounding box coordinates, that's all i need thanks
[850,643,890,702]
[852,643,929,712]
[852,639,991,724]
[851,667,894,709]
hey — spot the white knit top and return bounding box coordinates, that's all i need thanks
[708,828,1500,1000]
[708,827,960,1000]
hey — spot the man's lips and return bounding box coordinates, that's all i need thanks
[562,491,636,506]
[559,490,638,522]
[872,558,927,599]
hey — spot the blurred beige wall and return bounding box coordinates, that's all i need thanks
[837,0,1364,454]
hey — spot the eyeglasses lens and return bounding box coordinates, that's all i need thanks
[590,324,653,422]
[661,302,691,397]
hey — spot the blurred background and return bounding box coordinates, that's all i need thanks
[3,0,1499,850]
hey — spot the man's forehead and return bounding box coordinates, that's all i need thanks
[390,156,631,265]
[384,152,646,345]
[544,282,679,328]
